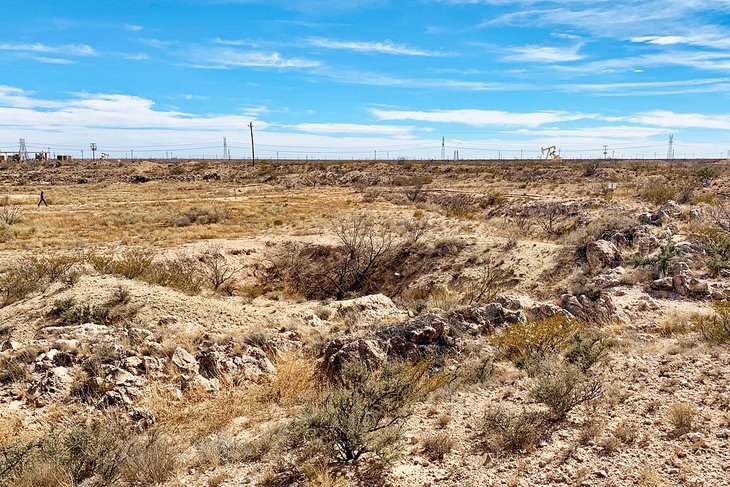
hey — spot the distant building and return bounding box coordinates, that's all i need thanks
[57,154,74,161]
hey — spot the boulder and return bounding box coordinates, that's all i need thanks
[560,293,620,324]
[586,240,622,270]
[27,366,74,404]
[322,338,388,377]
[171,347,199,377]
[592,266,626,289]
[660,200,682,217]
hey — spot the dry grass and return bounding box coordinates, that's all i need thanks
[667,402,698,437]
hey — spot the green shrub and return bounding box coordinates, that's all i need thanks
[639,183,678,206]
[296,361,442,463]
[479,406,547,452]
[564,329,609,372]
[692,301,730,343]
[530,362,602,421]
[489,316,584,367]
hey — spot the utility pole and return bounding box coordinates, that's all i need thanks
[131,149,134,159]
[90,143,97,161]
[441,137,445,161]
[249,122,255,166]
[603,145,608,159]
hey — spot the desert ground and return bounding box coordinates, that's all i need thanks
[0,157,729,487]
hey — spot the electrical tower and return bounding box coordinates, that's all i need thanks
[603,145,608,159]
[223,137,229,160]
[90,143,97,161]
[667,135,674,160]
[441,137,445,161]
[18,138,29,161]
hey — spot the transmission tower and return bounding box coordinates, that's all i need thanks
[223,137,229,160]
[18,138,29,161]
[90,143,97,161]
[603,145,608,159]
[667,134,674,160]
[441,137,446,161]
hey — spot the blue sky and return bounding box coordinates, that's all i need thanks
[2,0,730,159]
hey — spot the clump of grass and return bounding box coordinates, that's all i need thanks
[421,432,454,462]
[667,402,697,437]
[170,206,228,227]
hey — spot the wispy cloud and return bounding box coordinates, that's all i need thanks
[309,38,443,56]
[318,68,510,90]
[124,24,143,32]
[628,110,730,130]
[294,123,414,135]
[504,44,584,63]
[32,56,76,65]
[0,42,96,56]
[182,47,321,69]
[370,108,596,127]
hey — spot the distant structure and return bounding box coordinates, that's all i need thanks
[223,137,229,160]
[18,138,29,162]
[57,154,74,161]
[441,137,446,161]
[667,134,674,160]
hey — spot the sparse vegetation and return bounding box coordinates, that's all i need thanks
[692,301,730,343]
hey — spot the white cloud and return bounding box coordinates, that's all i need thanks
[32,56,76,65]
[0,42,96,56]
[317,68,507,90]
[504,44,584,63]
[123,53,149,61]
[124,24,143,32]
[182,47,321,69]
[309,38,441,56]
[370,108,595,127]
[294,123,414,135]
[628,110,730,130]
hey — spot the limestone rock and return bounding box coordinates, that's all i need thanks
[171,347,199,377]
[586,240,622,270]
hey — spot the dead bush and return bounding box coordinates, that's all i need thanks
[479,406,547,453]
[420,432,454,462]
[533,203,570,237]
[0,357,31,385]
[455,258,516,305]
[121,430,179,485]
[198,245,241,293]
[0,196,24,226]
[264,216,398,300]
